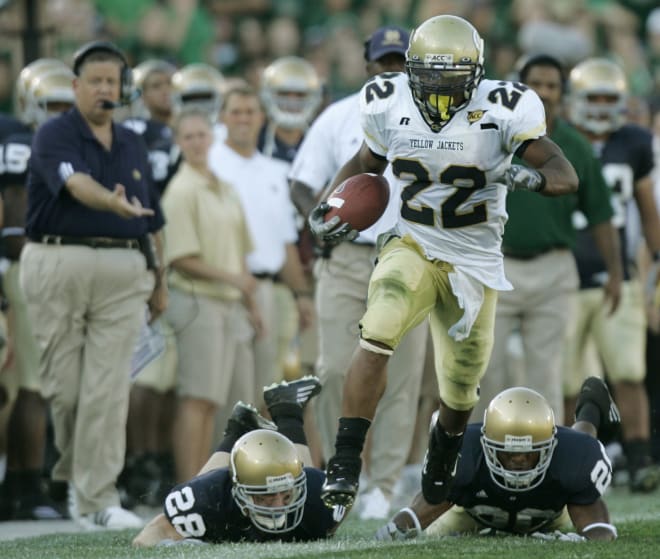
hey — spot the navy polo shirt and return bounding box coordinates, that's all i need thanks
[26,107,164,239]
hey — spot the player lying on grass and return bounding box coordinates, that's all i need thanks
[133,376,348,546]
[376,378,620,542]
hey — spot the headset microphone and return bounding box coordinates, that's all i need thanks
[100,89,141,110]
[100,100,120,110]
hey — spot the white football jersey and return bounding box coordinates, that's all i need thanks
[360,73,546,290]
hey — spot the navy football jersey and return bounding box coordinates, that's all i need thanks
[163,467,340,543]
[448,424,612,534]
[122,117,178,194]
[258,124,303,164]
[572,124,654,289]
[0,131,33,190]
[0,113,32,190]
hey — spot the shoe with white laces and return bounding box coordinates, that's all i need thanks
[78,505,145,530]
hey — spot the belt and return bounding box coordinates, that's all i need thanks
[502,247,561,261]
[34,235,140,250]
[253,272,279,281]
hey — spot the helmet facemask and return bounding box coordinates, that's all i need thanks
[232,471,307,533]
[405,15,485,132]
[406,63,483,130]
[481,430,557,491]
[230,429,307,534]
[480,387,558,492]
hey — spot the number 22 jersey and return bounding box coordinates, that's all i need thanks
[359,73,546,290]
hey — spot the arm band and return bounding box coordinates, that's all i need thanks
[581,522,617,539]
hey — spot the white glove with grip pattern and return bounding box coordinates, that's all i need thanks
[502,164,547,192]
[374,507,422,542]
[374,521,420,542]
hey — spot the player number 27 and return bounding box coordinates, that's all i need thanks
[392,159,487,228]
[165,486,207,538]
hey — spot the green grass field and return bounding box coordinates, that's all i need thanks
[1,487,658,559]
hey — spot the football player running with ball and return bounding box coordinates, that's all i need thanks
[309,15,578,511]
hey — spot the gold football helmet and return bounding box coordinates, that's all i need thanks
[260,56,322,130]
[15,59,71,124]
[568,58,628,135]
[481,387,557,492]
[171,63,225,119]
[230,429,306,533]
[25,67,75,126]
[131,59,176,119]
[406,15,484,131]
[132,59,176,91]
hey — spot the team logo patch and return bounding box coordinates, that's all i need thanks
[133,169,142,181]
[467,110,487,124]
[424,53,453,64]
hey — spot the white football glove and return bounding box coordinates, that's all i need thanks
[374,508,422,542]
[375,521,420,542]
[530,530,586,542]
[502,164,546,193]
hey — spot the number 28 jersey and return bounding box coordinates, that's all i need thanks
[360,73,546,290]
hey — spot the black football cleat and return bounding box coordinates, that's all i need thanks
[575,377,621,444]
[226,401,276,436]
[263,375,322,410]
[421,423,463,504]
[321,456,361,509]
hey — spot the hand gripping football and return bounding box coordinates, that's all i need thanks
[324,173,390,231]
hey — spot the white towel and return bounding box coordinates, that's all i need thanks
[447,267,485,342]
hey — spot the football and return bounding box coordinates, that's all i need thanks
[324,173,390,231]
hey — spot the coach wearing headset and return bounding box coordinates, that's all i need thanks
[20,41,166,530]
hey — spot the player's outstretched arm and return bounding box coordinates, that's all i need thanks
[567,499,617,541]
[132,513,182,547]
[375,491,452,541]
[518,136,579,197]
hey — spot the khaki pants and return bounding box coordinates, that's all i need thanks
[3,262,40,391]
[314,242,428,496]
[20,243,154,515]
[475,250,578,422]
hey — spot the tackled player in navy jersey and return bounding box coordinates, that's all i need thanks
[133,376,348,547]
[308,14,578,513]
[563,58,660,493]
[376,378,620,542]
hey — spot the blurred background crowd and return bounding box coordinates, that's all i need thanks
[1,0,660,112]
